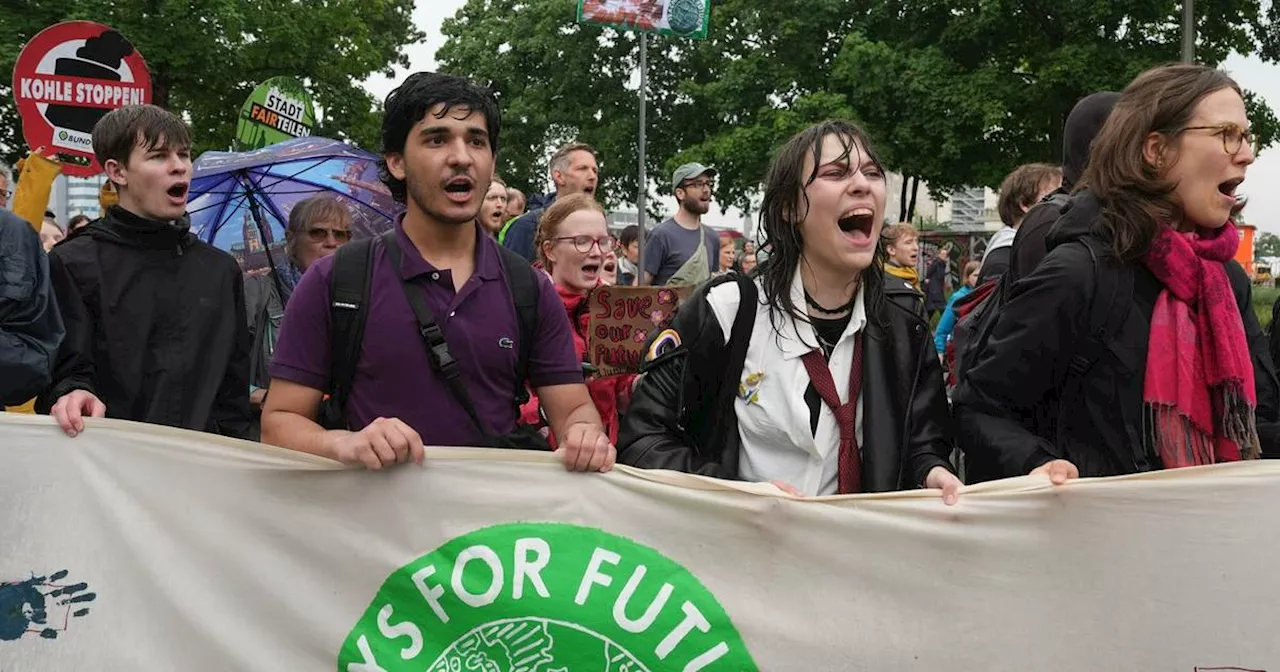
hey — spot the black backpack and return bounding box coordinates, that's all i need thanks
[950,193,1070,387]
[318,231,540,431]
[953,233,1132,391]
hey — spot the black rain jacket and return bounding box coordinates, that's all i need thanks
[0,210,64,405]
[954,191,1280,479]
[37,206,252,439]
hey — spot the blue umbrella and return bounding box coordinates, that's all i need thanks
[187,137,404,279]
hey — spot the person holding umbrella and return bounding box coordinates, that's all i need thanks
[38,105,252,440]
[244,195,352,414]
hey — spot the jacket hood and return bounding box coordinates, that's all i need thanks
[83,206,195,250]
[526,192,557,211]
[1045,189,1104,251]
[1062,92,1121,189]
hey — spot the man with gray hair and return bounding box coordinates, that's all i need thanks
[0,162,12,210]
[244,194,352,412]
[502,141,599,262]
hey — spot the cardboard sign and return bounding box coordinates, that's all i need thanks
[12,22,152,177]
[234,76,316,150]
[587,285,689,375]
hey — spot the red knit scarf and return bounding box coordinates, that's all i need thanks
[1141,221,1259,468]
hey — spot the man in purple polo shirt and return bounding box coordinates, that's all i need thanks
[261,72,615,473]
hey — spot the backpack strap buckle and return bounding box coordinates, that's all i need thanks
[420,323,460,380]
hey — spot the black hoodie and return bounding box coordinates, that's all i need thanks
[37,206,252,439]
[1008,92,1121,283]
[955,190,1280,479]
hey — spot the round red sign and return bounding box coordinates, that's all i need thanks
[12,21,152,178]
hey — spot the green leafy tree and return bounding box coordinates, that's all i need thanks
[437,0,1279,217]
[0,0,422,165]
[1257,232,1280,258]
[831,0,1280,212]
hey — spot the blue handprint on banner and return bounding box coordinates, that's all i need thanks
[0,570,96,641]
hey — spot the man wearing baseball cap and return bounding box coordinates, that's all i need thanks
[643,162,720,286]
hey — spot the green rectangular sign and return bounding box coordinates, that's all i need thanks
[577,0,711,39]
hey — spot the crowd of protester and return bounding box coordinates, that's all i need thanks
[2,62,1276,503]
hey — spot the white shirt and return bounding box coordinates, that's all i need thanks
[706,270,866,496]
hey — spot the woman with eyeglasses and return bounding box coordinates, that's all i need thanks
[954,64,1280,484]
[244,195,353,416]
[519,193,636,444]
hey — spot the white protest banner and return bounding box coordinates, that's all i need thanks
[1,413,1278,670]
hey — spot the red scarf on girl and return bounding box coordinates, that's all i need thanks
[519,284,635,447]
[1141,221,1260,468]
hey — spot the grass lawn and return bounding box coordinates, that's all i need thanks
[1254,285,1278,329]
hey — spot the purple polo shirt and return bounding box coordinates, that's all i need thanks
[269,218,582,445]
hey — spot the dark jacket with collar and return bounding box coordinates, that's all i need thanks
[617,271,955,492]
[36,206,253,439]
[0,210,65,405]
[953,191,1280,479]
[502,192,558,262]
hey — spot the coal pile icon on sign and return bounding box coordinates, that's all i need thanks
[45,29,138,135]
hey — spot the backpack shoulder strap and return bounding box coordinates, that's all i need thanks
[497,245,540,405]
[724,273,758,384]
[321,234,379,430]
[1068,236,1133,378]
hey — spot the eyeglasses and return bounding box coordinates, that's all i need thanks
[681,179,714,191]
[1181,123,1257,156]
[307,227,352,243]
[552,235,616,253]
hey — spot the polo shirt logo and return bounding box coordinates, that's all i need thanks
[498,337,514,349]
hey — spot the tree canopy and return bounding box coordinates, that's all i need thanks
[437,0,1280,216]
[0,0,422,165]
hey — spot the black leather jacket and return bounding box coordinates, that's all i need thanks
[618,273,955,492]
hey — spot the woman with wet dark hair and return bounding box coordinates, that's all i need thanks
[618,120,961,501]
[954,64,1280,484]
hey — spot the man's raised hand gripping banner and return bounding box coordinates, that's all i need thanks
[0,414,1277,670]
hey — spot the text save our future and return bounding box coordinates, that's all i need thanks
[588,286,688,376]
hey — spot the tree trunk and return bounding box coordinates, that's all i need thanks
[152,71,170,110]
[906,176,920,223]
[898,174,910,223]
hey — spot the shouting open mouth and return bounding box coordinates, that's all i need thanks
[837,208,876,248]
[444,176,475,203]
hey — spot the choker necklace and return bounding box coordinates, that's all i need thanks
[804,289,856,316]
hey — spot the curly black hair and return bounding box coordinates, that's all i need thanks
[377,72,502,203]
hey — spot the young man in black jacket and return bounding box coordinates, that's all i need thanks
[0,209,65,406]
[1007,92,1120,283]
[38,105,252,440]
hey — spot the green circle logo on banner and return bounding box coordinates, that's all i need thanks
[338,522,757,671]
[234,76,316,151]
[667,0,704,36]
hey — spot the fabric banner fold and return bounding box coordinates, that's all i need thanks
[1,414,1277,670]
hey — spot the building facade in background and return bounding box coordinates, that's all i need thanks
[47,174,107,225]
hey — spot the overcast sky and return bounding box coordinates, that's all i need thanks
[366,2,1280,234]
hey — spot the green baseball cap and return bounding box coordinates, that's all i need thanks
[671,162,717,192]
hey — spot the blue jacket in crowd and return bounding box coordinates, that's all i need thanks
[934,285,974,354]
[0,209,65,405]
